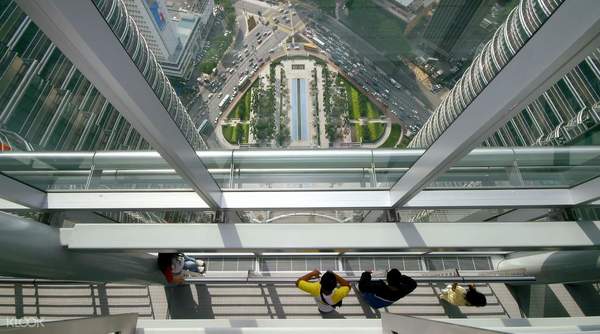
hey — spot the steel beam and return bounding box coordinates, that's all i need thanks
[184,275,535,284]
[60,221,600,252]
[15,0,222,208]
[0,187,583,210]
[404,189,572,208]
[389,0,600,207]
[0,188,575,210]
[0,173,46,209]
[569,176,600,205]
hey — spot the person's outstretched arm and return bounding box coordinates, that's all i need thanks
[334,272,351,287]
[397,273,418,295]
[358,271,373,292]
[295,269,321,287]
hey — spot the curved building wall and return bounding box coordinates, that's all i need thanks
[409,0,563,149]
[93,0,207,150]
[483,49,600,147]
[0,1,151,151]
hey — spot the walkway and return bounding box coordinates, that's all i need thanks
[1,281,598,321]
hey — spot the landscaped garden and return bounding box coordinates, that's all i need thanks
[247,16,257,32]
[227,87,252,121]
[381,124,402,148]
[222,123,249,145]
[337,76,387,144]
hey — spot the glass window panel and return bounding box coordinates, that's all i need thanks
[343,258,361,272]
[237,258,255,271]
[222,258,239,271]
[442,257,459,270]
[276,257,292,271]
[426,258,444,271]
[473,257,493,270]
[260,258,277,272]
[320,257,337,271]
[0,2,151,153]
[305,258,321,271]
[389,257,405,272]
[426,42,600,190]
[403,258,421,271]
[458,258,476,271]
[92,0,529,152]
[374,257,390,271]
[292,257,307,271]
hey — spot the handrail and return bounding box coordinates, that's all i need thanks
[184,270,536,284]
[0,272,535,286]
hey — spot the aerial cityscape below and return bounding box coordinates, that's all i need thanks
[1,0,598,153]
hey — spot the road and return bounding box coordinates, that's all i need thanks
[193,1,298,130]
[293,1,432,130]
[191,0,432,143]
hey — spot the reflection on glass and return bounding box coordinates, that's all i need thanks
[93,0,207,150]
[100,0,527,150]
[410,0,563,149]
[0,1,150,152]
[2,147,598,192]
[398,208,514,223]
[484,49,600,147]
[427,147,600,189]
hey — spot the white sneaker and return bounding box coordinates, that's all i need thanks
[196,259,206,274]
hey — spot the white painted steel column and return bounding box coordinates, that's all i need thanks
[15,0,222,208]
[60,222,600,251]
[390,0,600,207]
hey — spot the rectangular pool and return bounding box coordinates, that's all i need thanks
[290,78,309,142]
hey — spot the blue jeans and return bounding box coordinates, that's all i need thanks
[183,255,200,272]
[362,292,393,309]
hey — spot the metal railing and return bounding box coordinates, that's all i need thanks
[0,146,599,192]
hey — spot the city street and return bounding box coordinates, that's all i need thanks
[191,0,434,144]
[194,0,292,129]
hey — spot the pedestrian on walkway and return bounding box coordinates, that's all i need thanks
[296,269,351,314]
[157,253,206,285]
[358,268,417,309]
[439,283,487,307]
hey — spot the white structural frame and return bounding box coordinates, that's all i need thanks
[59,221,600,251]
[1,1,600,212]
[0,184,595,210]
[14,0,222,208]
[389,0,600,208]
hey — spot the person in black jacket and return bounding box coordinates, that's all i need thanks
[358,268,417,309]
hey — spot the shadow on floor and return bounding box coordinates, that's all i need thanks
[320,309,346,319]
[508,284,569,318]
[164,284,214,319]
[565,282,600,316]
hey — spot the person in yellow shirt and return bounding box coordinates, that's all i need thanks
[296,269,351,314]
[439,283,487,307]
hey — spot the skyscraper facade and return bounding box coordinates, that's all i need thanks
[122,0,182,62]
[93,0,206,149]
[410,0,564,149]
[422,0,495,58]
[483,50,600,147]
[123,0,213,80]
[0,0,150,151]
